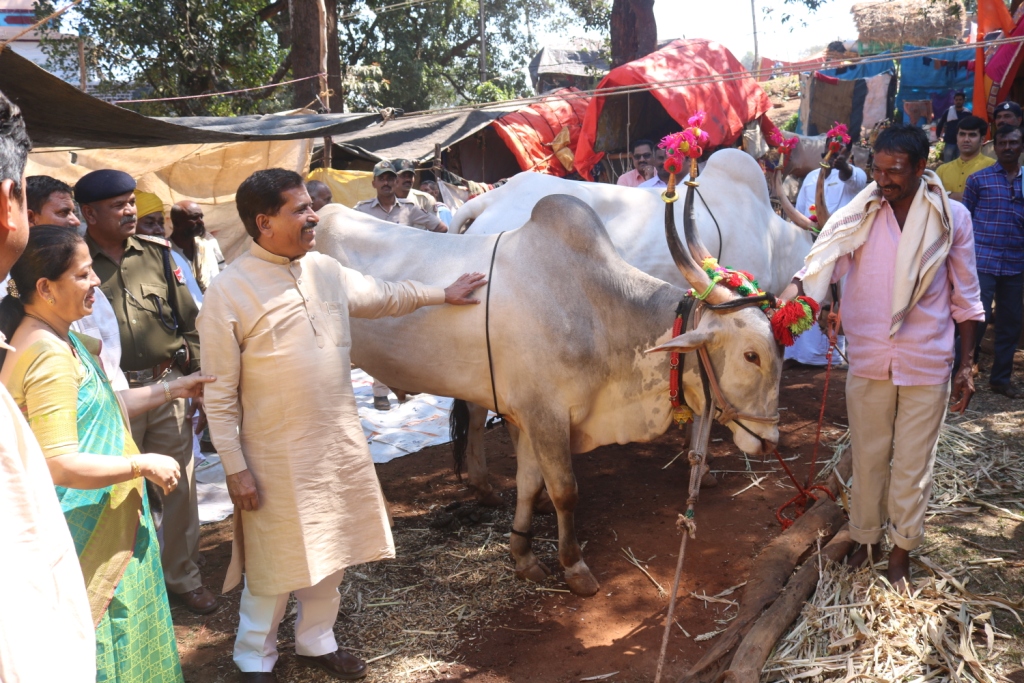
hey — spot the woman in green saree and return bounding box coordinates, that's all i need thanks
[0,226,214,682]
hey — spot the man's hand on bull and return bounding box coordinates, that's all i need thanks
[226,469,260,511]
[444,272,488,305]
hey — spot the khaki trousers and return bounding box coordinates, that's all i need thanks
[129,367,202,593]
[846,374,950,550]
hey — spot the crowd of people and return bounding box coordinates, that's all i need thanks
[0,72,1021,682]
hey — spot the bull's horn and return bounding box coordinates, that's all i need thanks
[773,170,817,231]
[813,167,832,227]
[680,181,714,262]
[665,184,733,305]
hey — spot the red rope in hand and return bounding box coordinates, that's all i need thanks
[773,305,842,529]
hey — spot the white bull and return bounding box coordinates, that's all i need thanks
[315,193,782,595]
[451,148,813,296]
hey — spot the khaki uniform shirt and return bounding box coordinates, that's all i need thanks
[405,188,437,214]
[199,240,444,596]
[0,336,95,682]
[353,196,443,232]
[86,232,201,373]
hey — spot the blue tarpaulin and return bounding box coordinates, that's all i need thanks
[820,56,896,81]
[894,44,975,123]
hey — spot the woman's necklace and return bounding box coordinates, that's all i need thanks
[24,312,77,357]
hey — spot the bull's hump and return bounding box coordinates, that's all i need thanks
[522,194,616,257]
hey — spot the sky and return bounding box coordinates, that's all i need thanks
[653,0,861,62]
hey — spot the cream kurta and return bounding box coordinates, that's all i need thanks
[198,241,444,596]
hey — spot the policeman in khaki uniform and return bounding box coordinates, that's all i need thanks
[354,160,446,233]
[75,169,218,614]
[392,158,437,211]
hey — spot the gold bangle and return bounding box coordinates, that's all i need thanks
[162,380,173,403]
[130,457,141,479]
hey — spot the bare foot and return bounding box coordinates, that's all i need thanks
[846,542,882,569]
[886,546,911,592]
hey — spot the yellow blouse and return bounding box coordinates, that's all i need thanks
[4,335,100,459]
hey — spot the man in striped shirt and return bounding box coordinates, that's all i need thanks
[962,124,1024,398]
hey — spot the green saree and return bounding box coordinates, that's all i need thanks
[26,333,184,682]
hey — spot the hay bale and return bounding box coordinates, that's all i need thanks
[851,0,966,48]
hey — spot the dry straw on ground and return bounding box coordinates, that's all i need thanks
[270,504,549,682]
[762,556,1022,682]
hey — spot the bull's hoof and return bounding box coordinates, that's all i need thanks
[474,489,504,508]
[564,561,600,596]
[516,561,552,584]
[535,489,556,515]
[700,469,718,489]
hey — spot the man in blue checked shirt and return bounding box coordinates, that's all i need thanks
[963,124,1024,398]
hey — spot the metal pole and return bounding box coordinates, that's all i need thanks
[478,0,486,83]
[750,0,759,80]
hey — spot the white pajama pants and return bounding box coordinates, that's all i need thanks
[372,379,390,398]
[233,569,345,672]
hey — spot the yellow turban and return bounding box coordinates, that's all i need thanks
[134,191,164,219]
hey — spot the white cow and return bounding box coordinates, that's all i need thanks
[315,192,783,595]
[452,148,813,296]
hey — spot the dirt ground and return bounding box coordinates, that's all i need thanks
[174,358,1024,682]
[175,363,853,682]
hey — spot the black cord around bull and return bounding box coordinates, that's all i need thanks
[694,187,722,262]
[485,232,505,423]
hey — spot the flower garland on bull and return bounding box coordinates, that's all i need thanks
[657,113,820,426]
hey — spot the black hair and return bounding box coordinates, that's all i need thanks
[631,138,655,153]
[305,179,330,195]
[26,175,73,214]
[956,115,987,136]
[954,91,966,99]
[0,225,83,367]
[993,123,1023,144]
[0,90,31,203]
[873,124,929,167]
[236,168,305,240]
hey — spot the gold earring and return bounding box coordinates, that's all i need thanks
[47,298,55,305]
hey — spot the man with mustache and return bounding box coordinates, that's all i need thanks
[77,169,218,615]
[962,124,1024,398]
[199,169,485,681]
[783,124,984,591]
[354,160,445,233]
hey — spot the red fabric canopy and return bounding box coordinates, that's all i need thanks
[490,87,591,177]
[574,39,773,181]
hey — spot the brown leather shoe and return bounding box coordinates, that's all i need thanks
[238,673,276,682]
[296,650,367,680]
[172,585,219,614]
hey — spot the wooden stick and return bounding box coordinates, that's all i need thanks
[721,527,854,683]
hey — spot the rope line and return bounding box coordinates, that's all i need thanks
[113,73,325,104]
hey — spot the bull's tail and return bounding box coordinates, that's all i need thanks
[449,398,470,481]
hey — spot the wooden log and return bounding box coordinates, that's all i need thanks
[677,497,846,683]
[721,527,854,683]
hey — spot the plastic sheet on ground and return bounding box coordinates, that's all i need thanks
[196,368,455,524]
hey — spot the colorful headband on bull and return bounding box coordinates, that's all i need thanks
[821,122,851,168]
[686,256,819,347]
[659,111,709,184]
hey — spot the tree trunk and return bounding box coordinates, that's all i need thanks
[326,0,343,109]
[610,0,657,67]
[291,0,321,109]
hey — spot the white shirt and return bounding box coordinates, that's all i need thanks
[795,166,868,217]
[638,176,668,189]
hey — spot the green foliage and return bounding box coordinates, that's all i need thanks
[340,0,610,111]
[36,0,289,116]
[782,113,798,132]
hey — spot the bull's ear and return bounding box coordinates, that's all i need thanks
[645,330,715,354]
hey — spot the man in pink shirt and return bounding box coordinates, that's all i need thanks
[783,125,985,590]
[616,139,656,187]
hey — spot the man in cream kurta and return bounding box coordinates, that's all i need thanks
[198,168,485,682]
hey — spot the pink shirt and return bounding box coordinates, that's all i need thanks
[825,199,985,385]
[616,168,647,187]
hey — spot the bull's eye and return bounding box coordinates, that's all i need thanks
[744,351,761,367]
